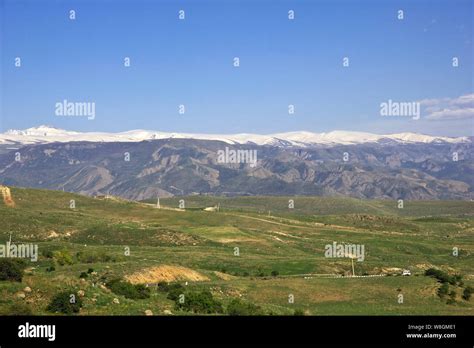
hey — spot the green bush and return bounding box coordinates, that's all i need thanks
[79,272,88,279]
[42,250,54,259]
[293,309,305,316]
[425,268,461,285]
[437,283,449,298]
[271,270,279,277]
[174,290,223,314]
[462,286,473,301]
[46,291,83,314]
[226,298,264,315]
[53,250,74,266]
[158,281,183,293]
[167,286,185,301]
[0,259,25,282]
[106,279,150,299]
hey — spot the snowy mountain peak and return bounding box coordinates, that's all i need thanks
[0,126,470,147]
[6,125,78,137]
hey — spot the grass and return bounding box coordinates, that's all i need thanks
[0,187,473,315]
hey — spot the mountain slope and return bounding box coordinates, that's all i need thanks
[0,138,471,200]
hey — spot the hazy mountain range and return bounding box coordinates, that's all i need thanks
[0,126,472,200]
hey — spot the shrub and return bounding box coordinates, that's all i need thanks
[226,298,264,316]
[425,268,460,285]
[158,282,183,294]
[79,272,88,279]
[42,250,54,259]
[53,250,74,266]
[167,285,185,301]
[46,266,55,272]
[106,279,150,299]
[47,291,83,314]
[437,283,449,298]
[134,284,150,299]
[174,290,223,314]
[87,268,94,274]
[0,259,25,282]
[157,281,170,292]
[271,270,279,277]
[293,309,305,316]
[462,286,473,301]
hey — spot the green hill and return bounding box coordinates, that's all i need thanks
[0,187,473,315]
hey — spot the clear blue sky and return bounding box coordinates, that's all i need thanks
[1,0,472,136]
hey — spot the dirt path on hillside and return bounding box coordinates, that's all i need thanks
[223,212,407,237]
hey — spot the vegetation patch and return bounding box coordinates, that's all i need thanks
[47,290,83,314]
[0,259,26,282]
[106,278,151,299]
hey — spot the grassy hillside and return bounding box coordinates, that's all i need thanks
[0,187,473,315]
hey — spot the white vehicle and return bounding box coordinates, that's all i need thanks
[402,270,411,276]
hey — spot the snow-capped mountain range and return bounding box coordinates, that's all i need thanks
[0,125,470,147]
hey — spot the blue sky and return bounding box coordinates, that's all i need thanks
[1,0,472,136]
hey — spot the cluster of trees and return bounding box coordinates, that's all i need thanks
[425,268,472,304]
[219,268,280,278]
[42,248,118,267]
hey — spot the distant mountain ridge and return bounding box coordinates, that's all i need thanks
[0,135,472,201]
[0,125,470,148]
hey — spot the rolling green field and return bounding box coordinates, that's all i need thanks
[0,187,473,315]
